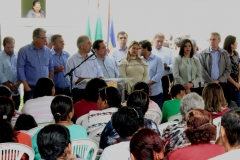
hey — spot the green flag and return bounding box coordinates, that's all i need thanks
[94,15,102,40]
[86,16,92,40]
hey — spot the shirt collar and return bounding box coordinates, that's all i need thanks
[30,42,46,51]
[51,48,66,55]
[117,46,128,52]
[209,47,220,52]
[153,46,163,51]
[2,50,17,57]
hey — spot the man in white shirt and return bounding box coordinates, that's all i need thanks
[100,107,144,160]
[210,108,240,160]
[110,31,128,67]
[152,32,174,104]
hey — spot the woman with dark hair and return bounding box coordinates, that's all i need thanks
[161,84,185,123]
[14,114,37,132]
[130,128,165,160]
[73,78,107,122]
[99,90,160,149]
[0,97,32,146]
[37,124,85,160]
[0,85,12,98]
[26,0,45,18]
[166,109,224,160]
[21,77,55,123]
[119,41,148,95]
[223,35,240,107]
[173,39,201,94]
[32,95,88,160]
[202,82,230,119]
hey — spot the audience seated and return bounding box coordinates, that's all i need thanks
[210,108,240,159]
[37,124,85,160]
[0,97,32,160]
[162,93,204,154]
[14,114,38,132]
[130,128,165,160]
[99,90,160,149]
[202,82,230,119]
[166,109,225,160]
[73,78,107,122]
[86,86,122,133]
[21,77,55,123]
[100,106,144,160]
[32,95,88,160]
[161,84,185,123]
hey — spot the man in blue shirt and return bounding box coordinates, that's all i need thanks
[66,35,103,103]
[93,40,119,78]
[139,40,164,109]
[0,37,21,109]
[17,28,54,103]
[51,34,70,96]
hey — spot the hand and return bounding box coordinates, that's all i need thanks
[164,63,170,70]
[54,65,64,72]
[214,80,220,83]
[24,85,31,91]
[10,85,18,94]
[184,83,193,90]
[185,88,191,94]
[234,82,240,90]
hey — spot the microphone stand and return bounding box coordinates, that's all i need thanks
[64,50,97,97]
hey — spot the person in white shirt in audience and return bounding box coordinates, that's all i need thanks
[210,108,240,160]
[100,106,144,160]
[93,40,119,78]
[139,40,164,109]
[110,31,128,67]
[152,32,174,104]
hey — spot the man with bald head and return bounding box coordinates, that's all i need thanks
[66,35,103,103]
[0,37,21,109]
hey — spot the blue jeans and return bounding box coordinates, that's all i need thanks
[150,93,163,110]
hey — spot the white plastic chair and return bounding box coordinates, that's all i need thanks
[88,126,105,144]
[71,138,99,160]
[158,121,178,135]
[0,143,35,160]
[37,120,54,127]
[144,110,162,124]
[213,116,222,140]
[168,114,183,122]
[26,126,44,137]
[76,114,89,128]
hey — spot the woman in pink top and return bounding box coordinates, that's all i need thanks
[166,109,225,160]
[202,83,230,119]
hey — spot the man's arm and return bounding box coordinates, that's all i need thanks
[149,57,164,86]
[48,52,54,80]
[49,71,54,80]
[218,51,232,82]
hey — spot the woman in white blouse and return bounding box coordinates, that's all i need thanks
[173,39,201,94]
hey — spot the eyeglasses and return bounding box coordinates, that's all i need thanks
[37,37,47,40]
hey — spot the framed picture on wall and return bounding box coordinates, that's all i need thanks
[21,0,46,18]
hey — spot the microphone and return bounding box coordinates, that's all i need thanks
[91,48,97,58]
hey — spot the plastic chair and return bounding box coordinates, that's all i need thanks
[0,143,35,160]
[144,110,162,124]
[88,126,105,144]
[26,126,44,137]
[158,121,178,135]
[168,114,182,122]
[213,116,221,140]
[76,114,89,128]
[37,120,54,127]
[71,138,99,160]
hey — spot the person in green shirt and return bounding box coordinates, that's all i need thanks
[161,84,185,123]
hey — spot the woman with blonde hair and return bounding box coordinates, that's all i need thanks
[202,82,230,119]
[119,41,148,96]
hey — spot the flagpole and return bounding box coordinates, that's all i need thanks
[107,0,110,51]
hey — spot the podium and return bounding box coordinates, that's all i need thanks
[77,78,133,102]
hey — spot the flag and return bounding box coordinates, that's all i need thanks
[94,15,103,40]
[86,16,92,40]
[108,19,116,52]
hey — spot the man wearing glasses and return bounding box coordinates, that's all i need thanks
[17,28,54,103]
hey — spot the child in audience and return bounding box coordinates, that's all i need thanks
[14,114,38,132]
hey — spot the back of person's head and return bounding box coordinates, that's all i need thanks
[218,82,231,106]
[180,93,204,120]
[51,95,73,122]
[14,114,37,131]
[112,106,144,138]
[185,109,216,144]
[0,86,12,99]
[0,97,16,143]
[223,35,236,53]
[139,40,152,52]
[34,78,55,98]
[127,91,149,115]
[221,108,240,148]
[84,78,107,102]
[98,86,122,109]
[202,82,228,112]
[37,124,71,160]
[133,81,150,96]
[130,128,164,160]
[170,84,185,98]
